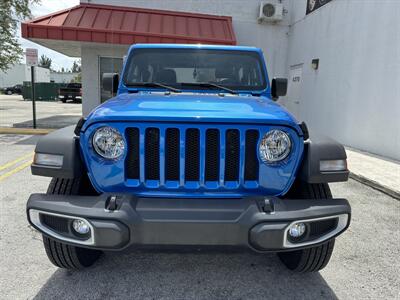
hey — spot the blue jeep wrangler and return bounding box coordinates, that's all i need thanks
[27,44,350,272]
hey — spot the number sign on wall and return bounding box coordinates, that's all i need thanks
[306,0,332,15]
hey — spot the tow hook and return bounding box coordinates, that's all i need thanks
[262,198,275,214]
[105,195,118,211]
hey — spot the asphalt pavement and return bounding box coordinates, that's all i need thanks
[0,134,399,300]
[0,94,82,128]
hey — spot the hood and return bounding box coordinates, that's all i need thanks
[83,92,301,133]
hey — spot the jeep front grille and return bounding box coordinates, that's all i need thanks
[125,126,260,189]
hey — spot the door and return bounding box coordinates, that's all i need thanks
[286,65,303,118]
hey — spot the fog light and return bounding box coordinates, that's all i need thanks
[72,219,90,235]
[288,222,306,238]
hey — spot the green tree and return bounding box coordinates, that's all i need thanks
[39,54,52,69]
[0,0,40,72]
[72,72,81,83]
[71,59,81,82]
[71,59,81,73]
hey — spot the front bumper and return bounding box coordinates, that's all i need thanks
[27,194,351,252]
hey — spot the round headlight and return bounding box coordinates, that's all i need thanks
[259,130,291,163]
[92,126,125,159]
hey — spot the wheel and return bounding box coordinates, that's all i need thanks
[42,177,102,269]
[7,90,12,95]
[277,182,336,272]
[61,99,66,103]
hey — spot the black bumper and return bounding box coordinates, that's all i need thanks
[27,194,351,252]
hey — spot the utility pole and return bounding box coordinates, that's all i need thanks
[26,48,38,129]
[31,66,37,128]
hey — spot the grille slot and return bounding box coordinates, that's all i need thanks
[126,128,140,179]
[205,129,220,181]
[165,128,180,181]
[40,214,69,234]
[145,128,160,180]
[309,218,338,239]
[224,129,240,181]
[244,130,259,180]
[185,129,200,181]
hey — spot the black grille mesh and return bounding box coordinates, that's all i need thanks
[205,129,220,181]
[40,214,69,234]
[165,128,180,180]
[145,128,160,180]
[244,130,259,180]
[126,128,140,179]
[185,129,200,181]
[224,129,240,181]
[309,218,338,238]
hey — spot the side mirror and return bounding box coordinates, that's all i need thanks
[271,77,288,100]
[102,73,119,94]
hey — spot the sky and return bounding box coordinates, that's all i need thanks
[19,0,80,71]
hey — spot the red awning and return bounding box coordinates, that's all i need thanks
[21,3,236,46]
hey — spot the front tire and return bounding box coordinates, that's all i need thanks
[43,235,101,269]
[278,182,336,272]
[42,177,102,269]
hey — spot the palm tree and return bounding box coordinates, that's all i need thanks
[39,54,52,69]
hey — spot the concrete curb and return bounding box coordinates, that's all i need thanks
[0,127,53,135]
[349,172,400,200]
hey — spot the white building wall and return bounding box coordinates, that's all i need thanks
[284,0,400,160]
[0,64,50,87]
[50,72,79,83]
[34,66,50,83]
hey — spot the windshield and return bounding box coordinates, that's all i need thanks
[123,48,267,92]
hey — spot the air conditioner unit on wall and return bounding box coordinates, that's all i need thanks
[258,2,283,23]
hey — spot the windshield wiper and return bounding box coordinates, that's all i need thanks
[126,82,181,93]
[180,82,237,95]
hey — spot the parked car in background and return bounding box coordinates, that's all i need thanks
[58,83,82,103]
[2,84,23,95]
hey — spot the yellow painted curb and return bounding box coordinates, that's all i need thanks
[0,127,53,135]
[0,160,32,182]
[0,152,33,171]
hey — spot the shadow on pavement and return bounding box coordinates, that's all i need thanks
[33,249,337,299]
[15,135,41,145]
[13,115,81,129]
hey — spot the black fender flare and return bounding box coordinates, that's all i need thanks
[31,125,84,178]
[299,133,349,183]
